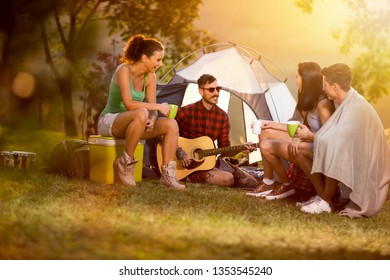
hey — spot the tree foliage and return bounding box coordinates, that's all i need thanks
[295,0,390,102]
[103,0,214,71]
[0,0,59,128]
[0,0,215,136]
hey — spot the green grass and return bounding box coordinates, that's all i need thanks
[0,128,390,260]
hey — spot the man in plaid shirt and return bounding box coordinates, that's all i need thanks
[175,74,255,186]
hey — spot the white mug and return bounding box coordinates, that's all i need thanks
[252,119,262,135]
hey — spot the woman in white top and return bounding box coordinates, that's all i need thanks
[247,62,334,200]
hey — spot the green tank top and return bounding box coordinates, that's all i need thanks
[100,65,147,116]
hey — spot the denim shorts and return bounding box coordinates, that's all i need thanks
[97,113,119,136]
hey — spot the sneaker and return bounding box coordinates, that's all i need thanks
[113,153,138,186]
[265,183,296,200]
[245,181,280,197]
[301,196,331,214]
[296,195,318,207]
[160,161,186,190]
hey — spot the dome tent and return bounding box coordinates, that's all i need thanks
[153,42,296,164]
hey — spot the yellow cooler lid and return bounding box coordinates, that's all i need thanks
[88,135,126,146]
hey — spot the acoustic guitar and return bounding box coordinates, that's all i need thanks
[156,136,259,180]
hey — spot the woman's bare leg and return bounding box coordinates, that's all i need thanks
[110,108,149,186]
[260,140,292,184]
[112,108,148,159]
[143,117,178,166]
[259,129,291,181]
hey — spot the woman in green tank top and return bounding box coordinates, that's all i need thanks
[98,34,185,190]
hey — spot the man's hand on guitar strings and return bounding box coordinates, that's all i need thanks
[176,147,192,167]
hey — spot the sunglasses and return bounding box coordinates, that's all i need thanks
[201,86,222,93]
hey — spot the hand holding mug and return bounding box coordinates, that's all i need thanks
[252,119,263,135]
[168,104,178,119]
[287,121,300,138]
[160,103,169,117]
[294,124,313,141]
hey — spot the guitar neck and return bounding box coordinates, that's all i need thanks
[203,143,259,157]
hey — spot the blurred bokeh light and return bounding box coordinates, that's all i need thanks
[12,72,36,99]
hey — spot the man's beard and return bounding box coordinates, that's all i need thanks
[204,95,218,105]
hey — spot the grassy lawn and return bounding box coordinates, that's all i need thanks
[0,129,389,260]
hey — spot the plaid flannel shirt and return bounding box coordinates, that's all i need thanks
[176,100,230,148]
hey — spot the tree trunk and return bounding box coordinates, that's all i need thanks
[0,30,15,127]
[58,77,78,136]
[0,18,14,99]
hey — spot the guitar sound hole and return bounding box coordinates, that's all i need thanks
[192,148,205,161]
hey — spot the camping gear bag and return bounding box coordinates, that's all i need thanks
[50,140,89,179]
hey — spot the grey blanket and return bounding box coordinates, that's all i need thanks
[312,88,390,218]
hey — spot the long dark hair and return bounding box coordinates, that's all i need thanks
[296,62,324,113]
[121,34,164,63]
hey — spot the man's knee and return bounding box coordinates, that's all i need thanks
[217,173,234,187]
[205,171,234,187]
